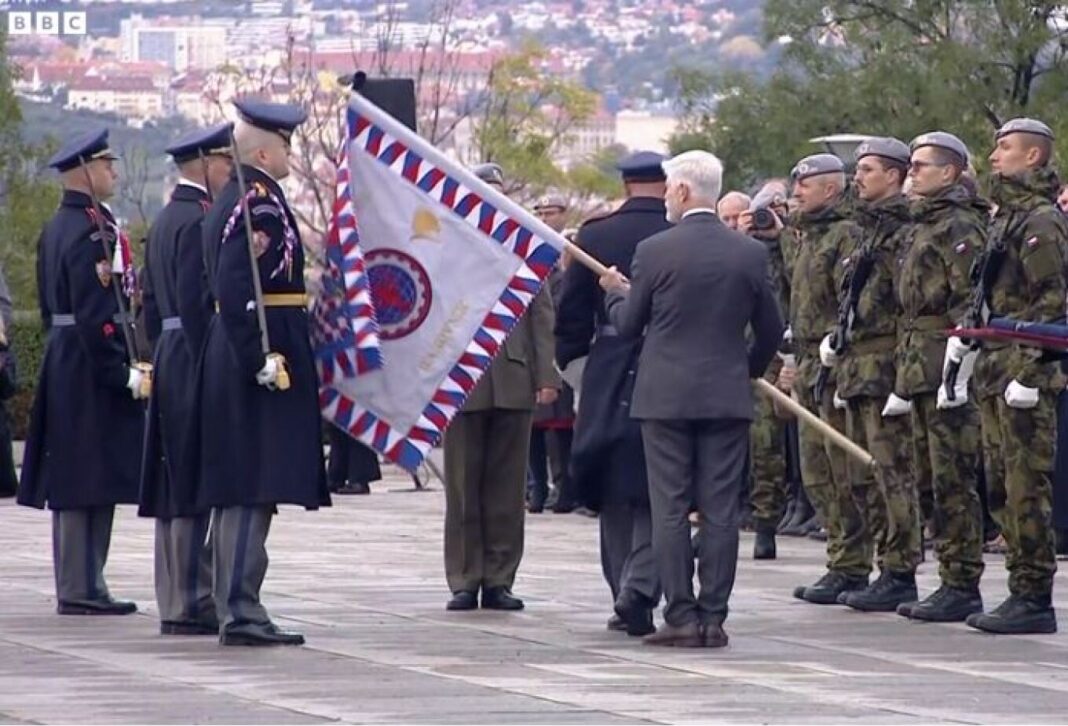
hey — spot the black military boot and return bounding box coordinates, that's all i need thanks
[794,571,868,605]
[842,570,917,612]
[753,527,777,560]
[966,595,1057,634]
[781,497,815,536]
[901,584,982,622]
[778,497,797,532]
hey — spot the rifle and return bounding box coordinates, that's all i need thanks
[228,127,290,391]
[813,221,885,401]
[943,213,1016,401]
[81,157,152,399]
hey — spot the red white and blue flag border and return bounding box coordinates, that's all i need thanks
[319,94,565,470]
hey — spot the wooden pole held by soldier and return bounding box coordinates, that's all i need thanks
[559,236,875,470]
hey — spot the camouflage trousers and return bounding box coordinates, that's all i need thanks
[978,393,1057,599]
[846,397,921,575]
[795,383,869,577]
[911,393,984,589]
[749,388,788,530]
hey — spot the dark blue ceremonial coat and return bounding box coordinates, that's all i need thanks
[138,183,214,519]
[188,166,329,510]
[19,191,144,510]
[554,197,672,509]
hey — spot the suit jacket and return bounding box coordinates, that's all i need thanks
[463,287,560,412]
[606,211,783,421]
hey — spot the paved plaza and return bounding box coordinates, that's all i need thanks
[2,466,1068,724]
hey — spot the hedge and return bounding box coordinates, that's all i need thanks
[10,310,45,440]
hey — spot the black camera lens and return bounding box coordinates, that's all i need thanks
[751,208,775,230]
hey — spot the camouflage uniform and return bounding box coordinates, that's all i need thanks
[749,233,791,531]
[790,199,869,577]
[838,195,922,576]
[896,184,986,589]
[972,168,1068,601]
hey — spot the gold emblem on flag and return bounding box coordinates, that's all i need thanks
[411,207,441,242]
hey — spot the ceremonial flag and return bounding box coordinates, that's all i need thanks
[313,94,565,470]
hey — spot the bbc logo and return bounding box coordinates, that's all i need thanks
[7,11,87,35]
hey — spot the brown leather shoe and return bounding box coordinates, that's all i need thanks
[642,621,702,647]
[701,623,729,648]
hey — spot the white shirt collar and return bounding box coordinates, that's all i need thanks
[682,207,718,219]
[177,178,207,194]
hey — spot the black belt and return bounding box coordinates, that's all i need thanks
[162,316,182,331]
[51,313,133,328]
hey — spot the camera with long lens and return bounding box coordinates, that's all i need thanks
[751,207,777,231]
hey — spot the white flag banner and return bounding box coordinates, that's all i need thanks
[314,94,565,470]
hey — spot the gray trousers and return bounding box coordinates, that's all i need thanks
[212,506,272,631]
[155,514,215,624]
[443,409,531,593]
[52,507,115,603]
[641,418,748,628]
[599,500,659,605]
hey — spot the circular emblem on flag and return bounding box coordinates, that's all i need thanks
[366,249,432,340]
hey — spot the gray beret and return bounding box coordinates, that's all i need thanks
[790,153,845,181]
[855,137,910,166]
[533,193,567,211]
[472,162,504,185]
[996,117,1054,141]
[909,131,969,166]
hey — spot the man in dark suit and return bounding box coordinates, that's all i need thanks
[139,123,233,636]
[601,150,783,647]
[555,151,672,636]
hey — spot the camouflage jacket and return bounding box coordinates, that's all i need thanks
[894,184,987,397]
[754,233,792,380]
[788,197,858,387]
[973,168,1068,396]
[836,194,912,399]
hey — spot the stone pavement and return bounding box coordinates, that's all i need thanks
[2,468,1068,724]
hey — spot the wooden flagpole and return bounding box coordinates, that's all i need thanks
[564,241,875,470]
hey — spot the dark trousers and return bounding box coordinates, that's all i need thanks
[528,427,574,505]
[443,409,532,593]
[326,425,382,487]
[1053,389,1068,531]
[641,418,748,628]
[600,500,660,605]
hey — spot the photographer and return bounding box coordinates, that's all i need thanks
[735,185,798,558]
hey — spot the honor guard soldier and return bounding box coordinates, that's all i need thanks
[190,100,330,646]
[787,153,871,604]
[893,132,987,623]
[555,151,671,635]
[139,123,234,636]
[966,118,1068,634]
[19,128,147,615]
[821,138,923,611]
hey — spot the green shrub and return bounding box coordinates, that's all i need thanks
[9,310,45,440]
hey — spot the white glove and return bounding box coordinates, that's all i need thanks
[819,334,838,367]
[782,326,793,343]
[126,367,147,400]
[882,393,912,417]
[1004,380,1039,409]
[945,335,972,364]
[832,390,847,410]
[936,383,968,409]
[256,356,281,389]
